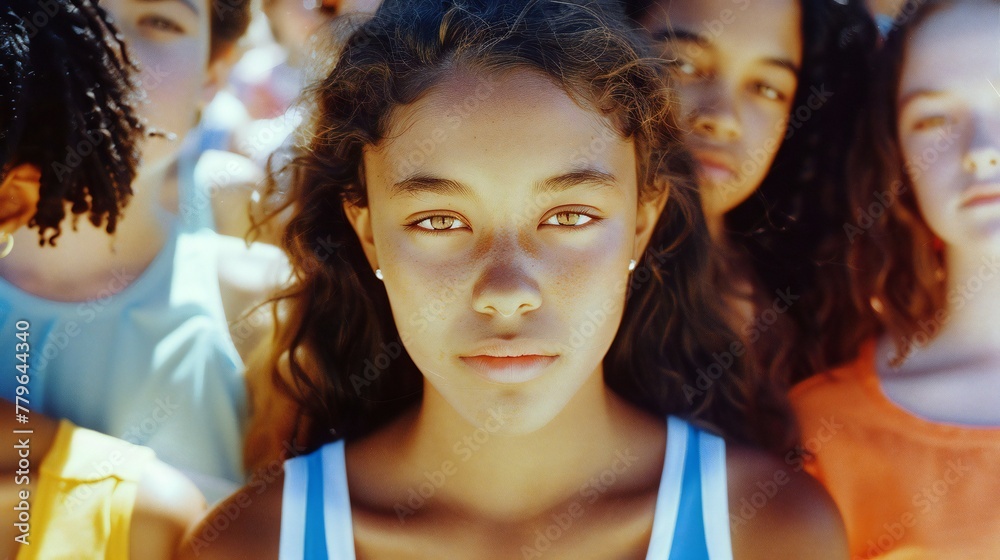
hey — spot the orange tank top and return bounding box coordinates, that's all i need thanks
[790,340,1000,559]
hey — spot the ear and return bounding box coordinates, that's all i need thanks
[342,201,379,273]
[633,186,669,261]
[202,45,241,106]
[0,163,42,235]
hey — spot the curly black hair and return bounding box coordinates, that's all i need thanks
[1,0,145,245]
[624,0,879,382]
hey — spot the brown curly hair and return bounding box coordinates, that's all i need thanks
[259,0,798,456]
[845,0,990,364]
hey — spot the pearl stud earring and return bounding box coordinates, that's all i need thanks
[628,259,636,272]
[375,268,384,281]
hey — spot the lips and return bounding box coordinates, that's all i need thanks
[961,184,1000,208]
[691,149,738,184]
[460,353,558,384]
[964,193,1000,208]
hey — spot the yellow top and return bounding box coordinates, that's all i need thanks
[17,419,155,560]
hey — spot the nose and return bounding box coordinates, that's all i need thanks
[471,243,542,319]
[963,146,1000,177]
[688,81,742,143]
[962,117,1000,177]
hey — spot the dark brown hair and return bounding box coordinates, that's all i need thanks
[261,0,797,455]
[847,0,991,363]
[209,0,252,60]
[623,0,880,383]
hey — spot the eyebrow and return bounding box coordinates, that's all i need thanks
[388,169,620,199]
[652,28,710,47]
[137,0,200,16]
[654,27,800,75]
[898,89,947,112]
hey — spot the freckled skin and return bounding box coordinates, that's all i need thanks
[358,69,641,434]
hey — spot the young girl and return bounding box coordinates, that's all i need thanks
[0,0,142,246]
[625,0,878,384]
[1,2,203,557]
[184,1,846,558]
[0,0,284,502]
[792,0,1000,556]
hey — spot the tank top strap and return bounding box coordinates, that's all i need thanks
[698,424,733,559]
[646,416,733,560]
[280,441,355,560]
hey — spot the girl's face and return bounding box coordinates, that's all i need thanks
[102,0,212,173]
[641,0,801,221]
[347,70,664,433]
[898,1,1000,250]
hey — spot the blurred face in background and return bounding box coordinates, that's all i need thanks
[263,0,381,61]
[897,0,1000,252]
[640,0,802,229]
[102,0,212,173]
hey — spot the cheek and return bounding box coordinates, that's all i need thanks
[382,240,473,352]
[744,102,790,156]
[900,134,962,205]
[543,230,631,345]
[131,39,207,130]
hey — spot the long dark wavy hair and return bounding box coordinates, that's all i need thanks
[0,0,144,245]
[261,0,797,456]
[624,0,879,383]
[847,0,992,364]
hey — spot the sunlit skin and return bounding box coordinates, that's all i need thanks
[180,68,847,560]
[876,0,1000,425]
[354,70,647,436]
[640,0,801,238]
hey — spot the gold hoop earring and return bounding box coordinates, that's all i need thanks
[0,233,13,258]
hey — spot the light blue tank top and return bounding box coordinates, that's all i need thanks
[279,416,734,559]
[0,227,247,502]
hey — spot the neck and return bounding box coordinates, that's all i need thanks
[932,246,1000,352]
[392,368,663,522]
[0,163,176,302]
[706,212,725,243]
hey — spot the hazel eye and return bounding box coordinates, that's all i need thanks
[669,59,699,78]
[912,115,949,131]
[543,212,593,227]
[139,15,184,34]
[414,215,466,231]
[754,82,785,102]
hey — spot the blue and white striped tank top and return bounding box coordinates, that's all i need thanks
[279,416,734,559]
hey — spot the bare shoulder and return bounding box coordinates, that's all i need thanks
[176,472,285,560]
[130,460,206,560]
[726,443,848,560]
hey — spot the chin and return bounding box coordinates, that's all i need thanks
[457,396,569,438]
